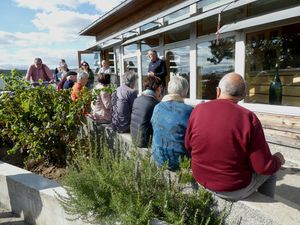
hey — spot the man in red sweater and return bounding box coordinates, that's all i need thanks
[185,72,285,201]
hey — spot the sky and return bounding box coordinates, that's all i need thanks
[0,0,123,70]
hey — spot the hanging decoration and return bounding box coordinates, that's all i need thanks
[216,0,239,46]
[216,13,221,46]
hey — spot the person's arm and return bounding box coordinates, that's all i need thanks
[184,110,194,154]
[25,65,33,81]
[249,118,283,175]
[44,65,54,82]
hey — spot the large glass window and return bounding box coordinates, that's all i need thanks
[165,46,190,96]
[164,25,190,44]
[124,57,138,73]
[196,37,235,99]
[141,22,160,34]
[245,23,300,107]
[247,0,300,17]
[164,7,190,25]
[197,7,245,37]
[197,0,233,13]
[123,43,138,55]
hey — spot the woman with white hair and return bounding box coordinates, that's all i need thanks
[151,75,193,170]
[71,71,89,101]
[111,71,138,133]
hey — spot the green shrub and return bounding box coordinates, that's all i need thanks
[0,70,90,164]
[61,139,223,225]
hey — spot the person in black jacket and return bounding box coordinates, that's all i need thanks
[148,49,167,95]
[130,75,162,147]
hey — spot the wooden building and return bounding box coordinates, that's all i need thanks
[79,0,300,150]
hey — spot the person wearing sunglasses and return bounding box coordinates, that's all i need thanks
[80,61,94,89]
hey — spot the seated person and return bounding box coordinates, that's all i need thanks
[98,60,111,74]
[71,72,88,101]
[185,73,285,201]
[90,73,112,123]
[63,71,77,90]
[130,75,162,147]
[151,76,193,170]
[111,71,138,133]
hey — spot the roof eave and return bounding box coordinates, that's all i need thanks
[79,0,133,36]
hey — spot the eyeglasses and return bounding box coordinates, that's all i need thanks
[81,64,87,66]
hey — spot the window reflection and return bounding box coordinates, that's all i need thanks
[164,7,190,25]
[166,46,190,96]
[124,57,138,73]
[123,43,138,55]
[164,25,190,44]
[245,23,300,106]
[141,22,160,34]
[197,37,235,99]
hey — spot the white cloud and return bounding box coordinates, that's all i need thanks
[83,0,124,12]
[1,0,123,70]
[13,0,79,12]
[32,10,98,40]
[14,0,123,13]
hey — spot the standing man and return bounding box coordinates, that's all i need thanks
[185,73,285,201]
[25,58,54,83]
[147,50,167,95]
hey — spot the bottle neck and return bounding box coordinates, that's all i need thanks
[274,67,280,82]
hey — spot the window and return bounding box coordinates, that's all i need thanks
[165,46,190,96]
[164,7,190,25]
[196,37,235,99]
[247,0,300,17]
[123,29,139,40]
[245,23,300,107]
[164,25,190,44]
[124,57,138,73]
[123,43,138,55]
[197,7,245,37]
[197,0,233,14]
[141,22,160,34]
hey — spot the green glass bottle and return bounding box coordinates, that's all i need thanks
[269,64,282,105]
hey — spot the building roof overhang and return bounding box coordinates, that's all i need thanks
[79,0,155,36]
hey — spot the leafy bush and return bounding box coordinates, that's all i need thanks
[61,139,223,225]
[0,70,90,164]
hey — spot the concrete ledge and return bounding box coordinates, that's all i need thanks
[0,161,90,225]
[215,192,300,225]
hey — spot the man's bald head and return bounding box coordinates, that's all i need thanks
[217,73,246,101]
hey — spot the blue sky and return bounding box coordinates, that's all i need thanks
[0,0,122,70]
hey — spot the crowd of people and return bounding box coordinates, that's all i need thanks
[24,52,285,202]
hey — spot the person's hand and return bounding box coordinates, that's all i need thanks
[148,71,154,76]
[274,152,285,165]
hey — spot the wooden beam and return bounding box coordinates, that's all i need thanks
[257,112,300,133]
